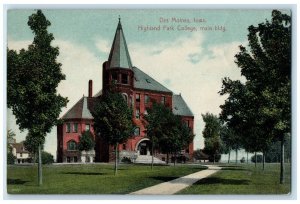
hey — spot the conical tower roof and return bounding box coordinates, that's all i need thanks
[108,17,132,69]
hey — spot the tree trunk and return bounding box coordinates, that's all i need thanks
[173,152,176,167]
[213,154,215,164]
[280,139,285,184]
[38,144,42,186]
[228,151,231,163]
[151,141,154,170]
[166,153,169,164]
[235,148,238,164]
[255,152,257,168]
[262,151,265,171]
[114,143,118,175]
[247,152,249,164]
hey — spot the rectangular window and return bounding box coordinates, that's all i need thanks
[66,123,71,133]
[123,144,126,150]
[85,124,90,131]
[73,123,78,132]
[134,127,140,136]
[121,73,128,84]
[185,120,189,127]
[145,94,150,104]
[136,93,140,102]
[112,73,118,83]
[135,108,140,119]
[20,153,23,157]
[161,96,166,104]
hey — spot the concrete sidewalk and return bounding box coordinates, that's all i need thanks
[130,165,222,195]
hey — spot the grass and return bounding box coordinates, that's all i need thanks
[178,163,291,195]
[7,163,206,194]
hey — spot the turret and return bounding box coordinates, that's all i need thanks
[102,17,134,105]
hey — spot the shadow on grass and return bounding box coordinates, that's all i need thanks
[195,177,250,185]
[218,165,242,168]
[62,172,106,176]
[221,168,246,171]
[149,176,179,182]
[7,179,29,185]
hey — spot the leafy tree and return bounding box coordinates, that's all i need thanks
[35,151,54,164]
[78,131,95,151]
[7,129,16,153]
[265,137,291,163]
[193,149,209,161]
[220,125,241,163]
[24,131,44,156]
[251,154,263,163]
[219,10,290,182]
[7,10,68,185]
[145,103,194,167]
[7,152,16,165]
[92,91,133,175]
[202,113,223,163]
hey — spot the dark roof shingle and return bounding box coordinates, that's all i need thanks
[62,97,96,120]
[172,94,194,117]
[133,67,172,93]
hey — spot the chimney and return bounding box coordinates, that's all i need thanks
[88,80,93,97]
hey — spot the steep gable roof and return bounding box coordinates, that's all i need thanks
[172,94,194,117]
[133,66,172,93]
[62,97,95,120]
[108,18,132,69]
[12,142,29,154]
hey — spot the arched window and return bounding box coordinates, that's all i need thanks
[67,140,77,151]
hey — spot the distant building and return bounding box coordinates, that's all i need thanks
[11,142,33,164]
[57,18,194,163]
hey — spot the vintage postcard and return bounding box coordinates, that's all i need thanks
[6,8,292,197]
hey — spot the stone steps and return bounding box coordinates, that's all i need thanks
[135,155,166,164]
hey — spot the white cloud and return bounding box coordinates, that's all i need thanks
[7,38,32,52]
[95,38,111,53]
[52,39,103,116]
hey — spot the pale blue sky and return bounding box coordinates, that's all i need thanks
[7,9,282,159]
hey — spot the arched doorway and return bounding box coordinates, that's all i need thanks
[135,138,152,156]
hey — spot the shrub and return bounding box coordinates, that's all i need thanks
[208,154,221,162]
[7,152,16,164]
[78,131,95,151]
[251,154,263,163]
[121,157,132,163]
[240,157,245,163]
[36,151,54,164]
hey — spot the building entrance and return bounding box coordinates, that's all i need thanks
[137,139,152,156]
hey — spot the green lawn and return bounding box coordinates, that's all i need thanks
[7,163,206,194]
[178,163,291,195]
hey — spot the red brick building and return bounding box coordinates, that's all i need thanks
[57,19,194,163]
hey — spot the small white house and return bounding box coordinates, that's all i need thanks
[12,142,33,164]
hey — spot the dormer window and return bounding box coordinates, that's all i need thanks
[121,73,128,84]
